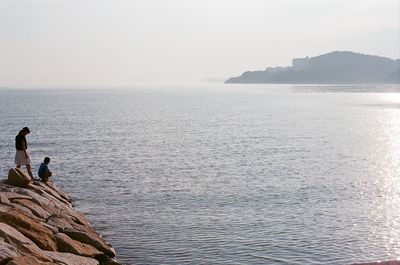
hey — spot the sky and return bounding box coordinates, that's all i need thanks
[0,0,399,87]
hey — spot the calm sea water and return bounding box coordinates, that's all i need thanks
[1,84,400,264]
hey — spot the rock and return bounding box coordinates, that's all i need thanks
[41,222,59,234]
[12,199,51,220]
[0,173,120,264]
[13,187,52,207]
[5,168,30,188]
[5,256,56,265]
[9,203,36,219]
[28,182,69,205]
[67,211,91,227]
[10,186,64,218]
[46,209,92,234]
[47,215,72,230]
[44,251,99,265]
[55,233,103,258]
[49,214,101,243]
[0,222,52,262]
[63,228,116,257]
[100,258,122,265]
[45,181,71,202]
[32,189,72,212]
[0,185,14,192]
[49,212,92,232]
[0,194,11,204]
[31,182,71,206]
[0,238,20,261]
[0,192,31,201]
[0,209,57,251]
[0,204,12,213]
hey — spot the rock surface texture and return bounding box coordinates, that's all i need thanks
[0,168,120,265]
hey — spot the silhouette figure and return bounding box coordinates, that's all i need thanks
[38,157,52,182]
[15,127,34,180]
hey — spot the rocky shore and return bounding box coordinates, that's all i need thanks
[0,168,121,265]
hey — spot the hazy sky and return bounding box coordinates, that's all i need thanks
[0,0,399,87]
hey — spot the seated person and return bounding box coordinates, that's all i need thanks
[38,157,52,182]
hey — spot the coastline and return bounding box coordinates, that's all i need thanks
[0,168,121,265]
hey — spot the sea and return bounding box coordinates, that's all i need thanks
[1,84,400,264]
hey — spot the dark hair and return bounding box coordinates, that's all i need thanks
[22,127,30,133]
[44,157,51,164]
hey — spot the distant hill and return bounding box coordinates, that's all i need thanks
[225,51,400,84]
[386,68,400,83]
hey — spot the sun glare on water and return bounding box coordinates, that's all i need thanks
[365,93,400,258]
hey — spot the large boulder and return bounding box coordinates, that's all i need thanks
[13,187,52,207]
[0,222,52,262]
[5,168,30,188]
[47,213,96,234]
[0,238,20,262]
[0,192,31,201]
[0,194,11,204]
[63,228,116,258]
[0,209,57,251]
[63,209,92,228]
[46,215,73,231]
[41,222,59,234]
[12,199,51,220]
[44,181,71,202]
[44,251,99,265]
[9,203,36,219]
[0,204,12,213]
[0,185,14,192]
[55,233,103,258]
[30,182,71,206]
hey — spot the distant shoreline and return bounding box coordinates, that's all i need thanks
[226,51,400,84]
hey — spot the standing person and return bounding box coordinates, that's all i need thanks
[15,127,34,180]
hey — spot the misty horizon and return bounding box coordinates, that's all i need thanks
[0,0,399,87]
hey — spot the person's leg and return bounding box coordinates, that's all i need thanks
[43,171,51,182]
[25,164,34,180]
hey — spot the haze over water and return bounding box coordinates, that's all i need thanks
[1,84,400,264]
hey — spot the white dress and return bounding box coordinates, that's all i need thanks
[15,150,32,166]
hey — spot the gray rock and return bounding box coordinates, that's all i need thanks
[0,238,20,261]
[41,222,59,234]
[0,204,12,213]
[46,215,73,231]
[13,187,52,207]
[44,251,99,265]
[63,228,116,257]
[1,192,31,201]
[0,194,11,205]
[30,182,71,206]
[5,256,56,265]
[55,232,103,257]
[43,181,71,202]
